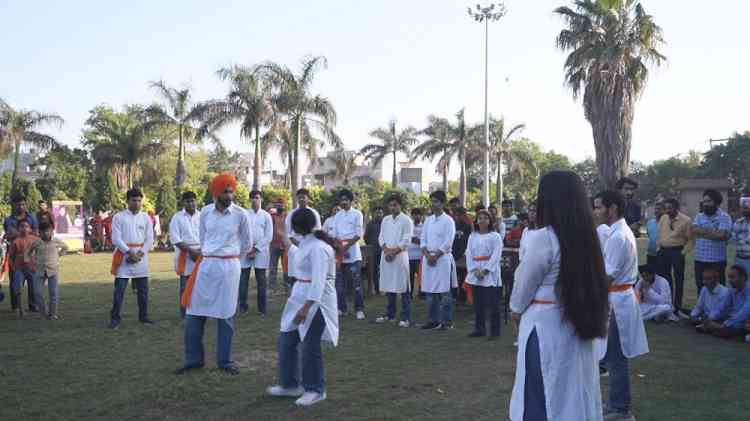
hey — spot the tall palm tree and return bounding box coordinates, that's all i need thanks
[555,0,665,187]
[360,119,419,188]
[0,98,64,188]
[146,80,211,187]
[196,66,270,190]
[263,119,325,189]
[451,109,471,206]
[413,115,455,192]
[488,116,525,202]
[254,56,339,205]
[327,148,359,186]
[83,105,163,189]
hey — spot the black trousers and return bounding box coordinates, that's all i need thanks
[110,277,149,322]
[657,247,685,310]
[472,285,501,336]
[409,259,419,297]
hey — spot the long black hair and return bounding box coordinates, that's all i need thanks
[536,170,609,340]
[291,208,336,248]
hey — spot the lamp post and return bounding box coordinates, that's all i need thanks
[468,3,506,207]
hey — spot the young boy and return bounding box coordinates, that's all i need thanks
[8,220,39,318]
[31,222,68,319]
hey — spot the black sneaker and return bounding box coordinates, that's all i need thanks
[108,320,120,330]
[175,364,204,375]
[437,322,454,331]
[420,322,440,330]
[218,364,240,375]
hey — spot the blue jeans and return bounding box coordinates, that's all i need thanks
[110,277,148,322]
[603,311,631,413]
[278,309,327,393]
[238,267,267,315]
[426,292,453,324]
[386,292,411,322]
[12,269,37,309]
[524,328,547,421]
[336,261,364,312]
[32,273,59,316]
[179,275,189,318]
[184,315,235,368]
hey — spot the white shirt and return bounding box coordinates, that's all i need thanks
[331,207,364,263]
[408,222,423,260]
[285,207,322,243]
[419,212,457,293]
[635,274,672,307]
[112,209,154,278]
[186,203,253,319]
[242,207,273,269]
[280,235,339,346]
[322,216,336,237]
[378,212,413,293]
[465,231,503,287]
[597,224,612,254]
[169,209,201,276]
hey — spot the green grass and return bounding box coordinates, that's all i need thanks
[1,245,748,421]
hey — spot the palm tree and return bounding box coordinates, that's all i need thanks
[488,116,525,202]
[327,148,359,186]
[263,119,325,189]
[146,80,211,187]
[254,56,339,205]
[555,0,665,187]
[83,105,163,189]
[0,98,63,188]
[360,119,419,188]
[451,109,472,206]
[196,66,271,190]
[413,115,455,192]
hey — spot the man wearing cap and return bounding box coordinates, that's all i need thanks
[176,173,252,375]
[731,197,750,276]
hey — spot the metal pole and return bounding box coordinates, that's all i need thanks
[482,17,491,207]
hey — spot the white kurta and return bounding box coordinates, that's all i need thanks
[242,208,273,270]
[597,224,612,254]
[419,213,457,293]
[510,227,603,421]
[604,219,649,358]
[187,203,252,319]
[332,207,364,263]
[465,231,503,287]
[169,209,201,276]
[285,207,322,279]
[280,235,339,346]
[635,274,675,321]
[322,217,336,237]
[378,213,413,293]
[112,210,154,279]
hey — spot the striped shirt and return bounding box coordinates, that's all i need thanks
[731,217,750,258]
[693,210,732,263]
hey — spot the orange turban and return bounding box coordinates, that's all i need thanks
[210,172,238,197]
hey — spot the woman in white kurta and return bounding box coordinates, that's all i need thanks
[375,196,413,325]
[268,208,339,407]
[510,171,609,421]
[466,210,503,338]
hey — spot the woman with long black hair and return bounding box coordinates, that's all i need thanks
[509,171,610,421]
[267,208,339,407]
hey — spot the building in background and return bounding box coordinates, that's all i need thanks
[0,148,44,180]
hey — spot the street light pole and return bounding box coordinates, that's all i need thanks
[468,3,506,207]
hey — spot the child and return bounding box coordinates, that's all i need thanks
[8,220,39,318]
[31,222,68,319]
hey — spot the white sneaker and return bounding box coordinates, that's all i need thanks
[356,311,366,320]
[398,321,410,328]
[295,391,327,407]
[266,385,304,397]
[374,316,393,323]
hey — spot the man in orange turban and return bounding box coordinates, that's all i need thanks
[210,172,238,199]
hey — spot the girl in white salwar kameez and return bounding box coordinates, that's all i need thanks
[465,210,503,339]
[510,171,610,421]
[267,208,339,407]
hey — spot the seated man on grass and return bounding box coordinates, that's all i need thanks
[690,268,730,325]
[697,265,750,338]
[635,264,677,322]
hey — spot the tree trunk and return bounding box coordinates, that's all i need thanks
[585,82,633,189]
[292,116,302,207]
[11,137,20,190]
[253,124,262,191]
[441,148,449,192]
[175,125,186,187]
[391,150,398,188]
[459,148,467,206]
[127,163,133,189]
[496,152,503,204]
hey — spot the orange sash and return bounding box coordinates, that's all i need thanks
[531,299,556,305]
[110,243,144,275]
[296,278,311,283]
[180,255,239,308]
[0,253,9,283]
[609,284,634,293]
[335,240,348,268]
[176,249,188,276]
[463,255,492,305]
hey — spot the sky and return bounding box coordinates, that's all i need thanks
[2,0,749,170]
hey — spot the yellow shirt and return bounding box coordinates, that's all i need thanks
[657,213,691,248]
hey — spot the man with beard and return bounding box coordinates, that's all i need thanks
[617,177,643,237]
[692,189,733,289]
[731,197,750,276]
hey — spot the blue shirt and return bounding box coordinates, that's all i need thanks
[693,210,733,263]
[646,217,659,255]
[3,213,39,235]
[723,283,750,329]
[690,285,731,321]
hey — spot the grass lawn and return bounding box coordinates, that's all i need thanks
[1,245,748,421]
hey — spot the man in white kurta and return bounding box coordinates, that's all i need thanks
[635,264,677,322]
[108,188,154,329]
[178,174,252,375]
[420,191,457,330]
[239,190,274,316]
[375,195,413,326]
[331,189,365,319]
[285,189,322,283]
[595,190,649,420]
[169,191,201,318]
